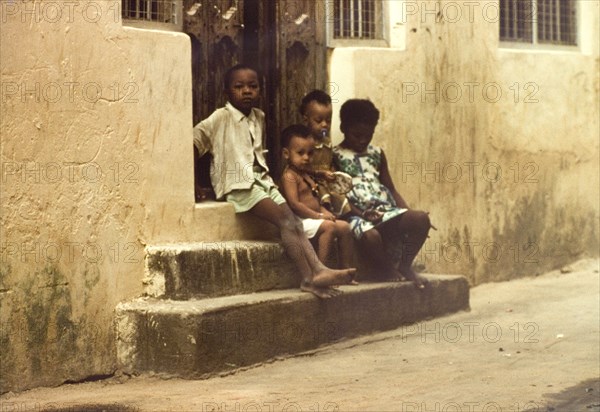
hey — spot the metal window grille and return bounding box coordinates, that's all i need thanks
[500,0,577,46]
[333,0,384,40]
[122,0,182,30]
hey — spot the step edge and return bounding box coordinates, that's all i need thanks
[117,274,469,315]
[146,241,284,254]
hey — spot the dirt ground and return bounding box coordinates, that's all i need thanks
[1,258,599,412]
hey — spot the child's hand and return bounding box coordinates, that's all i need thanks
[320,210,336,221]
[321,171,336,182]
[362,209,383,223]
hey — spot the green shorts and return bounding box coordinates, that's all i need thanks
[225,171,286,213]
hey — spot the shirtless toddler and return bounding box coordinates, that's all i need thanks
[280,124,357,284]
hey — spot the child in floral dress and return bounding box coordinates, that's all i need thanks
[333,99,432,288]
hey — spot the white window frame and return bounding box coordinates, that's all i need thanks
[326,0,390,48]
[499,0,579,50]
[122,0,183,31]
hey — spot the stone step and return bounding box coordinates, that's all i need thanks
[143,241,373,300]
[143,242,298,299]
[116,275,470,378]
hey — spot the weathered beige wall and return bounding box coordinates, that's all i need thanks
[0,0,201,393]
[330,0,599,283]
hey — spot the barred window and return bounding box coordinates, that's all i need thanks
[327,0,387,47]
[122,0,182,31]
[500,0,577,46]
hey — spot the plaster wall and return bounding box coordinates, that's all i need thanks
[0,0,200,392]
[329,0,599,283]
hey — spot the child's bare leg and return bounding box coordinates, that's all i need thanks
[249,200,354,297]
[249,199,311,280]
[313,220,358,285]
[381,210,431,288]
[359,228,400,280]
[315,221,336,264]
[278,209,356,287]
[335,221,358,284]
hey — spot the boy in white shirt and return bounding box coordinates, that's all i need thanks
[194,64,355,298]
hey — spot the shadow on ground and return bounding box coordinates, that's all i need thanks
[534,378,600,411]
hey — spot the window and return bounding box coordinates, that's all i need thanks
[122,0,183,31]
[500,0,577,46]
[326,0,388,47]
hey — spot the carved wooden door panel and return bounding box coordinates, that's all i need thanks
[276,0,328,125]
[267,0,328,178]
[184,0,244,124]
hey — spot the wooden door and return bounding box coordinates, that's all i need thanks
[185,0,245,124]
[185,0,328,200]
[258,0,329,179]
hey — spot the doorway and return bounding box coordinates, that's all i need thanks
[184,0,327,202]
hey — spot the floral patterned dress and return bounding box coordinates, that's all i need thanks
[333,144,407,239]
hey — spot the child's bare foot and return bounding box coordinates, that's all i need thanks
[312,267,357,287]
[301,282,341,298]
[401,268,428,289]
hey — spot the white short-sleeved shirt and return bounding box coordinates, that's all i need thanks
[193,102,272,199]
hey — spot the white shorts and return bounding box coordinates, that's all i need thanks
[301,218,325,239]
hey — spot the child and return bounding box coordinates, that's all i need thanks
[299,90,350,217]
[332,99,431,289]
[193,64,355,298]
[279,124,358,284]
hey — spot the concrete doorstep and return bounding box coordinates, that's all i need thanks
[116,275,470,378]
[143,242,297,299]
